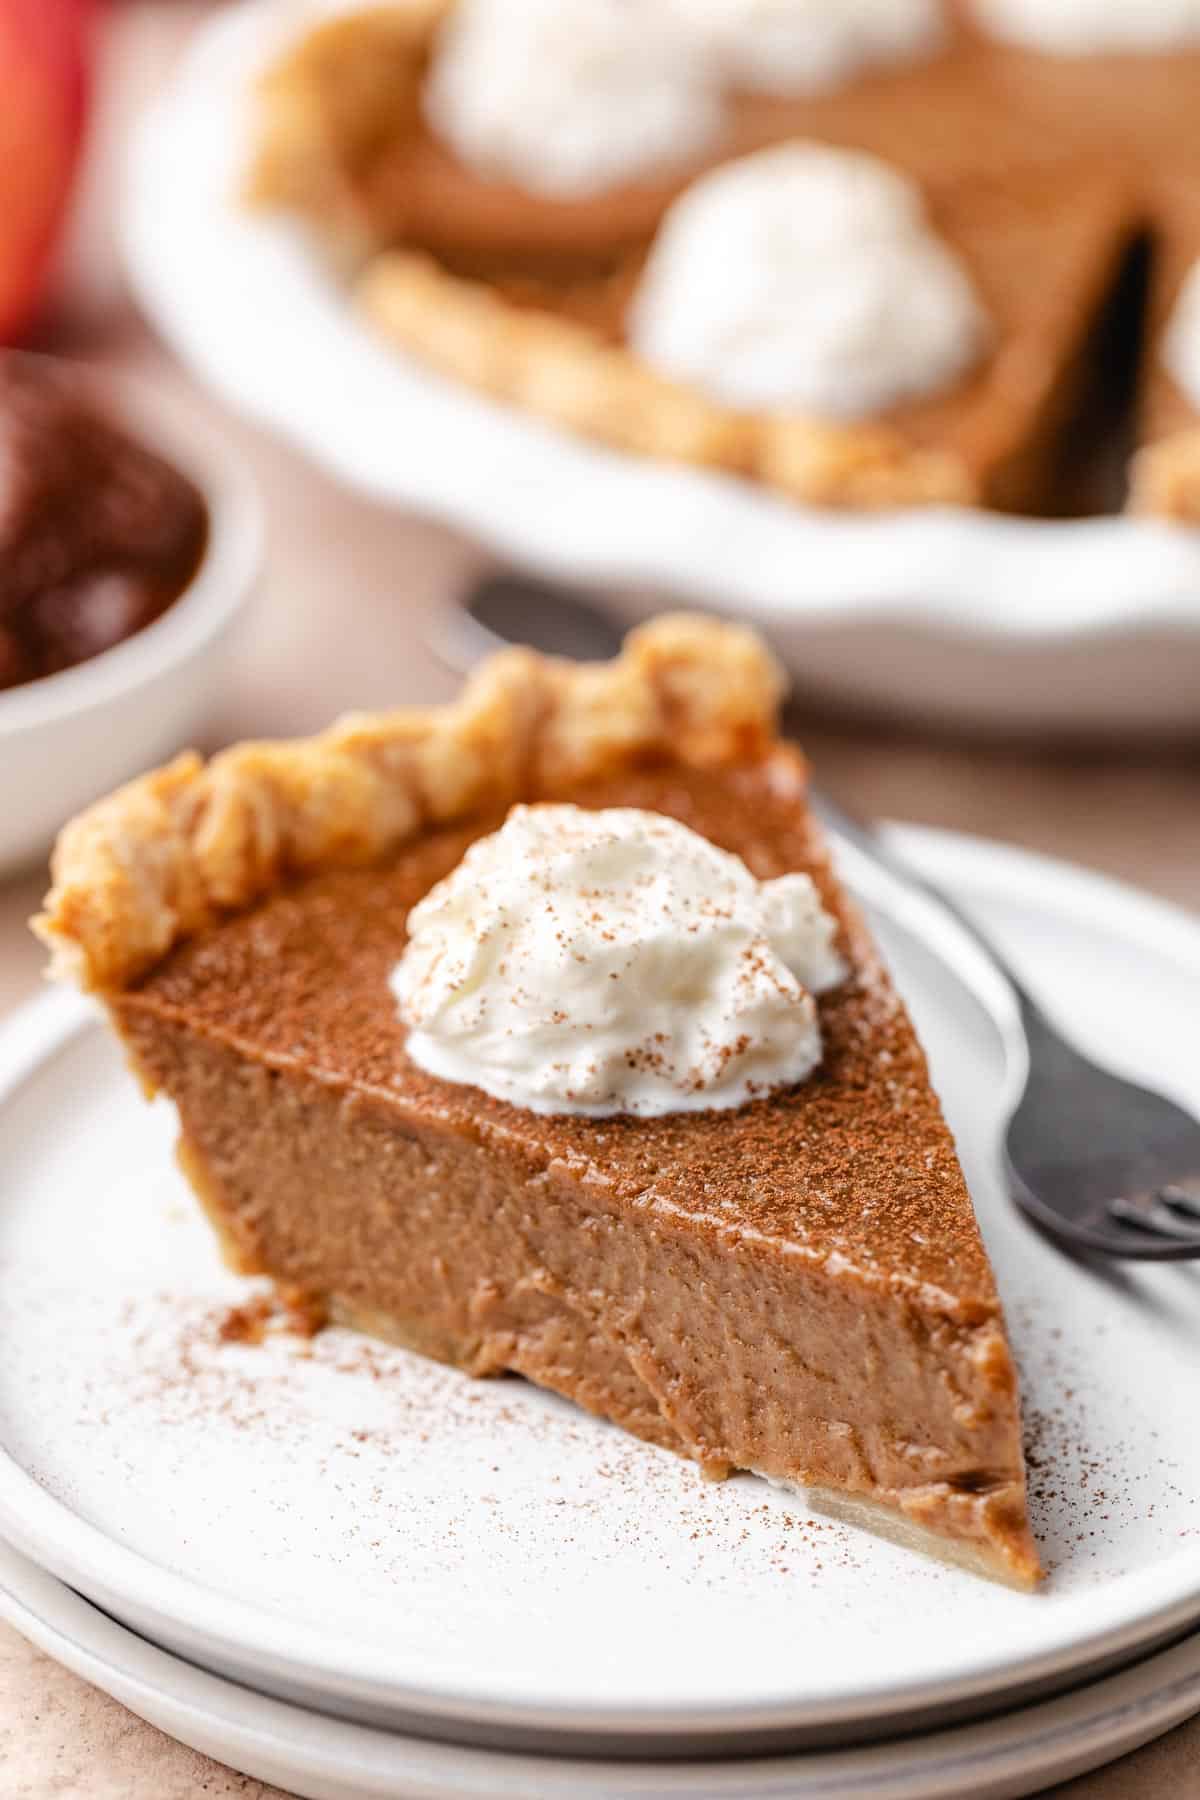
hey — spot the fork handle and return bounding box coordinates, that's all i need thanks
[811,787,1048,1033]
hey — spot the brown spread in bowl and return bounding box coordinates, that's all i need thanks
[0,354,208,692]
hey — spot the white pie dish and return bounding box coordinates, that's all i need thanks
[0,371,262,877]
[121,0,1200,740]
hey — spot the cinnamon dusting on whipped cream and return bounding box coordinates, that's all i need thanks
[391,803,844,1117]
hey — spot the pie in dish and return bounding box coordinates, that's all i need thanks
[245,0,1200,518]
[36,616,1041,1588]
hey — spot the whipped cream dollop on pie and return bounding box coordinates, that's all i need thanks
[680,0,944,96]
[392,804,844,1117]
[629,144,988,419]
[971,0,1200,53]
[423,0,724,199]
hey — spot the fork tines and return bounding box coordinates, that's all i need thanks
[1108,1191,1200,1243]
[1159,1185,1200,1220]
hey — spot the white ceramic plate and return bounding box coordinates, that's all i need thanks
[0,829,1198,1751]
[122,0,1200,738]
[2,1537,1199,1800]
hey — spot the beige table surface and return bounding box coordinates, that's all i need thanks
[2,7,1199,1795]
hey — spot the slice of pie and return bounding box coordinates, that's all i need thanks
[35,616,1041,1588]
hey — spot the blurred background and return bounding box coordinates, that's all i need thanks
[1,4,1198,1788]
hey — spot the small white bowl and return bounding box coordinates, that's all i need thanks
[0,370,262,877]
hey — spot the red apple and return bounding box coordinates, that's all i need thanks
[0,0,93,343]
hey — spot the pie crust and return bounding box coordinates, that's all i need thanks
[34,615,784,992]
[357,252,974,507]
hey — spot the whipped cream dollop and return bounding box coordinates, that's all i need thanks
[629,144,988,418]
[680,0,944,96]
[392,805,845,1118]
[970,0,1200,53]
[423,0,724,199]
[1163,260,1200,406]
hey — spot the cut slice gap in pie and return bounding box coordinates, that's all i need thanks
[1129,182,1200,520]
[1037,231,1153,519]
[35,616,1042,1589]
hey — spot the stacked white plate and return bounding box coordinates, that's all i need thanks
[1,828,1199,1798]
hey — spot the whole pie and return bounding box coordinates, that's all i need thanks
[36,616,1041,1588]
[245,0,1200,519]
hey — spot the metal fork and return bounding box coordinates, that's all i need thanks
[816,793,1200,1262]
[444,578,1200,1261]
